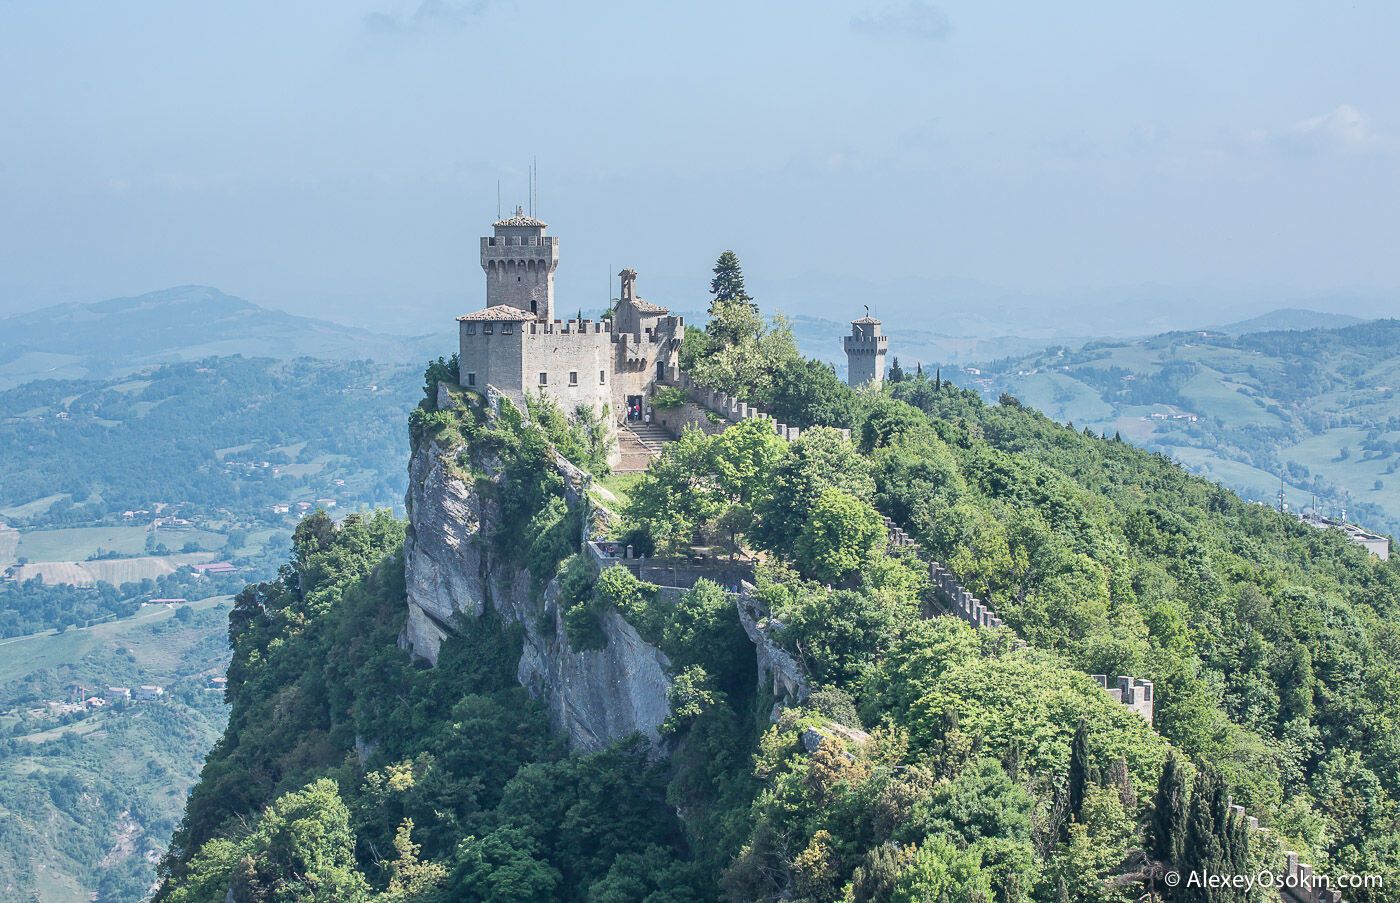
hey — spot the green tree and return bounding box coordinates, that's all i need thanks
[891,837,994,903]
[709,250,754,309]
[228,779,372,902]
[794,488,886,584]
[1067,717,1090,828]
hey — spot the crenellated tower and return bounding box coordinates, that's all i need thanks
[844,310,888,387]
[481,206,559,320]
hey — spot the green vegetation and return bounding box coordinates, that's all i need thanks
[0,355,420,637]
[155,277,1400,901]
[0,356,415,530]
[0,566,248,638]
[973,319,1400,534]
[0,598,231,902]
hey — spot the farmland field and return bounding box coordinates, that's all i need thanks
[7,552,218,587]
[9,525,227,565]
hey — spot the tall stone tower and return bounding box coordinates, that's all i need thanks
[480,206,559,320]
[844,309,888,387]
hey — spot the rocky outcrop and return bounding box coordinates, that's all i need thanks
[737,587,809,715]
[402,424,673,751]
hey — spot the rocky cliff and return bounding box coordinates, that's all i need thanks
[402,424,674,752]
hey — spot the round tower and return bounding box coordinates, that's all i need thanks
[844,310,888,387]
[480,206,558,320]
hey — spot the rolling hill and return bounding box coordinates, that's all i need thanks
[960,318,1400,535]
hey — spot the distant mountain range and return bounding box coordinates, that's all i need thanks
[0,286,452,389]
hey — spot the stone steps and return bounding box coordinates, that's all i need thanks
[625,422,674,453]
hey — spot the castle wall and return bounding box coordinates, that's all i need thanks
[459,323,525,400]
[519,320,615,415]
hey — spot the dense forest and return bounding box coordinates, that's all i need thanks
[155,259,1399,901]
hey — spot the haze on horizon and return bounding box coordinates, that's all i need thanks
[2,0,1397,335]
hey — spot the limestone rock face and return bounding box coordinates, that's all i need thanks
[402,429,673,751]
[737,590,809,713]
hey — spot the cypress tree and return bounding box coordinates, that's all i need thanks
[934,367,941,390]
[1002,738,1024,782]
[1067,717,1090,824]
[1149,752,1187,865]
[1180,768,1226,903]
[888,357,905,382]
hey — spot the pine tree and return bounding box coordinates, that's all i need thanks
[709,250,754,310]
[1149,752,1187,866]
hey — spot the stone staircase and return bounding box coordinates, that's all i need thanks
[627,421,674,454]
[614,422,675,473]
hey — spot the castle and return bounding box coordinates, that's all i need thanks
[457,210,889,430]
[456,208,684,424]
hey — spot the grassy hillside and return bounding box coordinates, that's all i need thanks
[965,319,1400,536]
[0,598,232,903]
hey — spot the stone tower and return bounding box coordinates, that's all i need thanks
[844,309,888,387]
[480,206,559,320]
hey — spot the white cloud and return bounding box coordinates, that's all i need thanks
[850,1,952,42]
[1264,104,1396,154]
[365,0,492,35]
[1290,104,1372,147]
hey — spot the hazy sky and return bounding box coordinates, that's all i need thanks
[2,1,1397,332]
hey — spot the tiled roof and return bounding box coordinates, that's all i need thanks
[457,305,537,322]
[628,298,669,314]
[852,315,881,325]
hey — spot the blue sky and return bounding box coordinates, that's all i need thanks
[1,1,1397,333]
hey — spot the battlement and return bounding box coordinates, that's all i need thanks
[480,236,558,262]
[1091,674,1154,724]
[842,334,888,347]
[528,319,610,336]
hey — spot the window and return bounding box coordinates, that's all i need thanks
[483,323,493,335]
[539,372,548,386]
[502,322,513,334]
[599,370,607,384]
[466,372,476,387]
[568,371,578,386]
[464,323,476,335]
